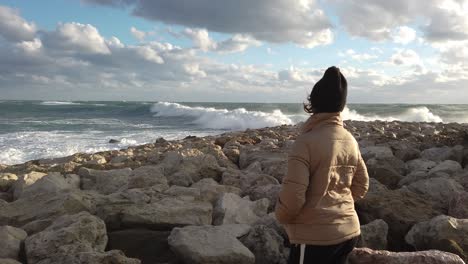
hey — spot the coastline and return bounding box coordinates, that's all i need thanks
[1,119,468,263]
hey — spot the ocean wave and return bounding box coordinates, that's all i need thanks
[343,106,444,123]
[150,102,294,130]
[40,101,82,106]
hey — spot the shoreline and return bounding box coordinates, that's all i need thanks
[0,119,468,263]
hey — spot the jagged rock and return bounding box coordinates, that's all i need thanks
[238,145,288,179]
[0,191,95,227]
[0,226,27,260]
[107,229,175,264]
[12,171,47,200]
[128,165,168,189]
[428,160,463,175]
[355,180,443,250]
[78,167,132,194]
[213,193,269,225]
[221,169,279,191]
[406,215,468,261]
[253,213,288,244]
[449,191,468,218]
[394,146,421,162]
[168,225,254,264]
[0,173,18,192]
[405,177,465,211]
[398,171,450,187]
[191,178,242,204]
[0,259,21,264]
[360,146,394,161]
[110,155,131,164]
[16,172,80,200]
[240,225,288,264]
[348,247,465,264]
[24,212,107,264]
[84,154,107,165]
[366,158,404,189]
[358,219,388,250]
[21,218,54,235]
[108,139,120,144]
[406,159,437,173]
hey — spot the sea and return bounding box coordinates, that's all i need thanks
[1,100,468,165]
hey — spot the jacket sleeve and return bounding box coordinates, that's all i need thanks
[351,154,369,200]
[275,138,310,224]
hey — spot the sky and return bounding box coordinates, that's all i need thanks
[0,0,467,103]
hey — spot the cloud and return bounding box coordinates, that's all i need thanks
[0,5,37,42]
[183,28,261,53]
[339,49,378,61]
[130,26,146,41]
[392,26,416,44]
[42,22,111,54]
[83,0,334,47]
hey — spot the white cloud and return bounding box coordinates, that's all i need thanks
[183,28,216,52]
[390,49,423,67]
[392,26,416,44]
[339,49,378,61]
[183,28,261,53]
[84,0,334,48]
[43,22,111,54]
[130,26,146,41]
[0,5,37,42]
[15,38,42,53]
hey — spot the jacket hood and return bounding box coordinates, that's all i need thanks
[301,112,343,134]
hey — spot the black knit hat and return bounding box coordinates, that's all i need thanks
[307,66,347,113]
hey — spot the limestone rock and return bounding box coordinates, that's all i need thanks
[0,226,27,259]
[0,259,21,264]
[168,225,254,264]
[35,250,141,264]
[348,247,465,264]
[213,193,269,225]
[221,169,278,191]
[405,215,468,261]
[0,173,18,192]
[78,167,132,194]
[240,225,288,264]
[366,158,404,189]
[358,219,388,250]
[25,212,107,264]
[12,171,47,200]
[191,178,242,204]
[128,165,168,189]
[449,191,468,218]
[17,173,80,199]
[405,177,465,211]
[244,184,281,212]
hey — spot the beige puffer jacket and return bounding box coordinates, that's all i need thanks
[275,112,369,245]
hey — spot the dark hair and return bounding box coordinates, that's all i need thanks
[303,66,347,114]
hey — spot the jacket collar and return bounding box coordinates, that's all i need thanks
[300,112,343,134]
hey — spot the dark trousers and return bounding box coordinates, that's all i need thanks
[287,236,359,264]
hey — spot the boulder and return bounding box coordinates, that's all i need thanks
[12,171,47,200]
[128,165,168,189]
[358,219,388,250]
[449,191,468,218]
[78,167,132,194]
[406,159,437,173]
[168,225,254,264]
[405,177,465,211]
[221,169,279,191]
[366,158,404,189]
[360,146,394,161]
[394,146,421,162]
[238,145,288,180]
[355,180,443,250]
[84,154,107,165]
[0,259,21,264]
[428,160,463,175]
[348,247,465,264]
[405,215,468,261]
[0,226,27,260]
[240,225,288,264]
[213,193,269,225]
[0,191,95,227]
[35,250,141,264]
[110,155,132,164]
[253,213,288,244]
[24,212,107,264]
[398,171,451,187]
[107,229,175,264]
[191,178,242,204]
[0,173,18,192]
[421,146,463,163]
[243,184,281,212]
[17,173,80,199]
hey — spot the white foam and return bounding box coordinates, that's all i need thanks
[342,106,444,123]
[40,101,81,106]
[151,102,294,130]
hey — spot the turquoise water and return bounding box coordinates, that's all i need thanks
[1,100,467,165]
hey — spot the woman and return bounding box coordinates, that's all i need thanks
[275,66,369,264]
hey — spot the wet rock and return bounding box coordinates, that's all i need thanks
[348,247,465,264]
[108,139,120,144]
[213,193,269,225]
[168,225,254,264]
[0,226,27,260]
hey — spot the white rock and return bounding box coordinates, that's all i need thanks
[18,173,80,199]
[213,193,269,225]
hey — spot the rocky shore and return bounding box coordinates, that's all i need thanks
[1,120,468,264]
